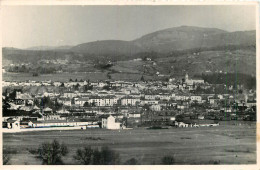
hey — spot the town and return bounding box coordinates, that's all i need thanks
[2,73,256,131]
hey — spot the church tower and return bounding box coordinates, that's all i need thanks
[185,73,189,81]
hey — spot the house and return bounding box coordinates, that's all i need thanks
[175,95,189,101]
[7,119,20,129]
[44,115,65,120]
[43,107,53,114]
[209,98,218,105]
[157,93,171,101]
[176,121,189,128]
[101,115,121,129]
[144,94,157,100]
[185,73,204,85]
[63,92,77,98]
[88,95,118,106]
[190,96,202,103]
[141,100,159,106]
[32,105,40,111]
[120,96,140,106]
[58,98,72,106]
[56,109,70,114]
[75,98,89,107]
[16,92,33,100]
[111,114,124,119]
[246,100,256,107]
[128,112,141,118]
[198,115,205,120]
[176,101,189,110]
[19,106,32,111]
[150,104,161,111]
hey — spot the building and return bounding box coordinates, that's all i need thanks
[63,92,77,98]
[102,115,121,129]
[7,119,20,129]
[88,96,118,107]
[150,104,161,111]
[185,73,204,85]
[128,112,141,118]
[120,96,140,106]
[75,98,89,107]
[190,96,202,103]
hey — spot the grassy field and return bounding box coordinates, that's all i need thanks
[3,72,109,82]
[3,72,159,82]
[3,121,256,165]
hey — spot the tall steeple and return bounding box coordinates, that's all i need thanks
[185,73,189,81]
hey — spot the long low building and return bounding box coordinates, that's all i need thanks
[19,119,99,129]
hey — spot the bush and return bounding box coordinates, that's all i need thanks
[161,155,175,165]
[74,147,93,165]
[74,146,120,165]
[37,139,68,165]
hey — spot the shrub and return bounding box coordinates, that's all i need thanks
[74,147,93,165]
[37,139,68,165]
[74,146,120,165]
[161,155,175,165]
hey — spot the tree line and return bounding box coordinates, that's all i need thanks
[4,139,175,165]
[200,73,256,90]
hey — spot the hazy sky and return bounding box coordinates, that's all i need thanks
[2,5,256,49]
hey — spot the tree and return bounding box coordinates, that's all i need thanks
[41,96,54,109]
[32,72,39,77]
[99,146,120,165]
[161,155,175,165]
[141,75,145,82]
[60,82,65,87]
[74,83,80,90]
[83,102,90,107]
[8,89,22,101]
[74,147,93,165]
[37,140,68,165]
[71,98,75,105]
[74,146,120,165]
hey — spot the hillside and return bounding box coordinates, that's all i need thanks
[26,45,73,51]
[133,26,255,53]
[71,40,143,55]
[2,26,256,79]
[70,26,255,54]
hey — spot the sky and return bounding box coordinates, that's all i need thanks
[1,5,257,49]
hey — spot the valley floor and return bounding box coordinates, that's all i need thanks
[3,121,256,165]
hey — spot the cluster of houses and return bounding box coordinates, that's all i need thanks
[2,74,256,131]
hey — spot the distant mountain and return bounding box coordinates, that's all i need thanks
[70,40,143,55]
[3,26,256,62]
[70,26,255,54]
[26,45,73,51]
[133,26,255,53]
[3,47,21,51]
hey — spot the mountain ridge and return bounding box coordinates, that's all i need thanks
[5,26,255,55]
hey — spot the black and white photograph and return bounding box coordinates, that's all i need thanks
[1,3,258,166]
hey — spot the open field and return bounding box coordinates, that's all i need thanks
[3,121,256,165]
[3,72,159,82]
[3,72,108,82]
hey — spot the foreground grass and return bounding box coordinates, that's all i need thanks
[3,121,256,165]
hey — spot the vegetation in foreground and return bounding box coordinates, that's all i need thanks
[9,139,175,165]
